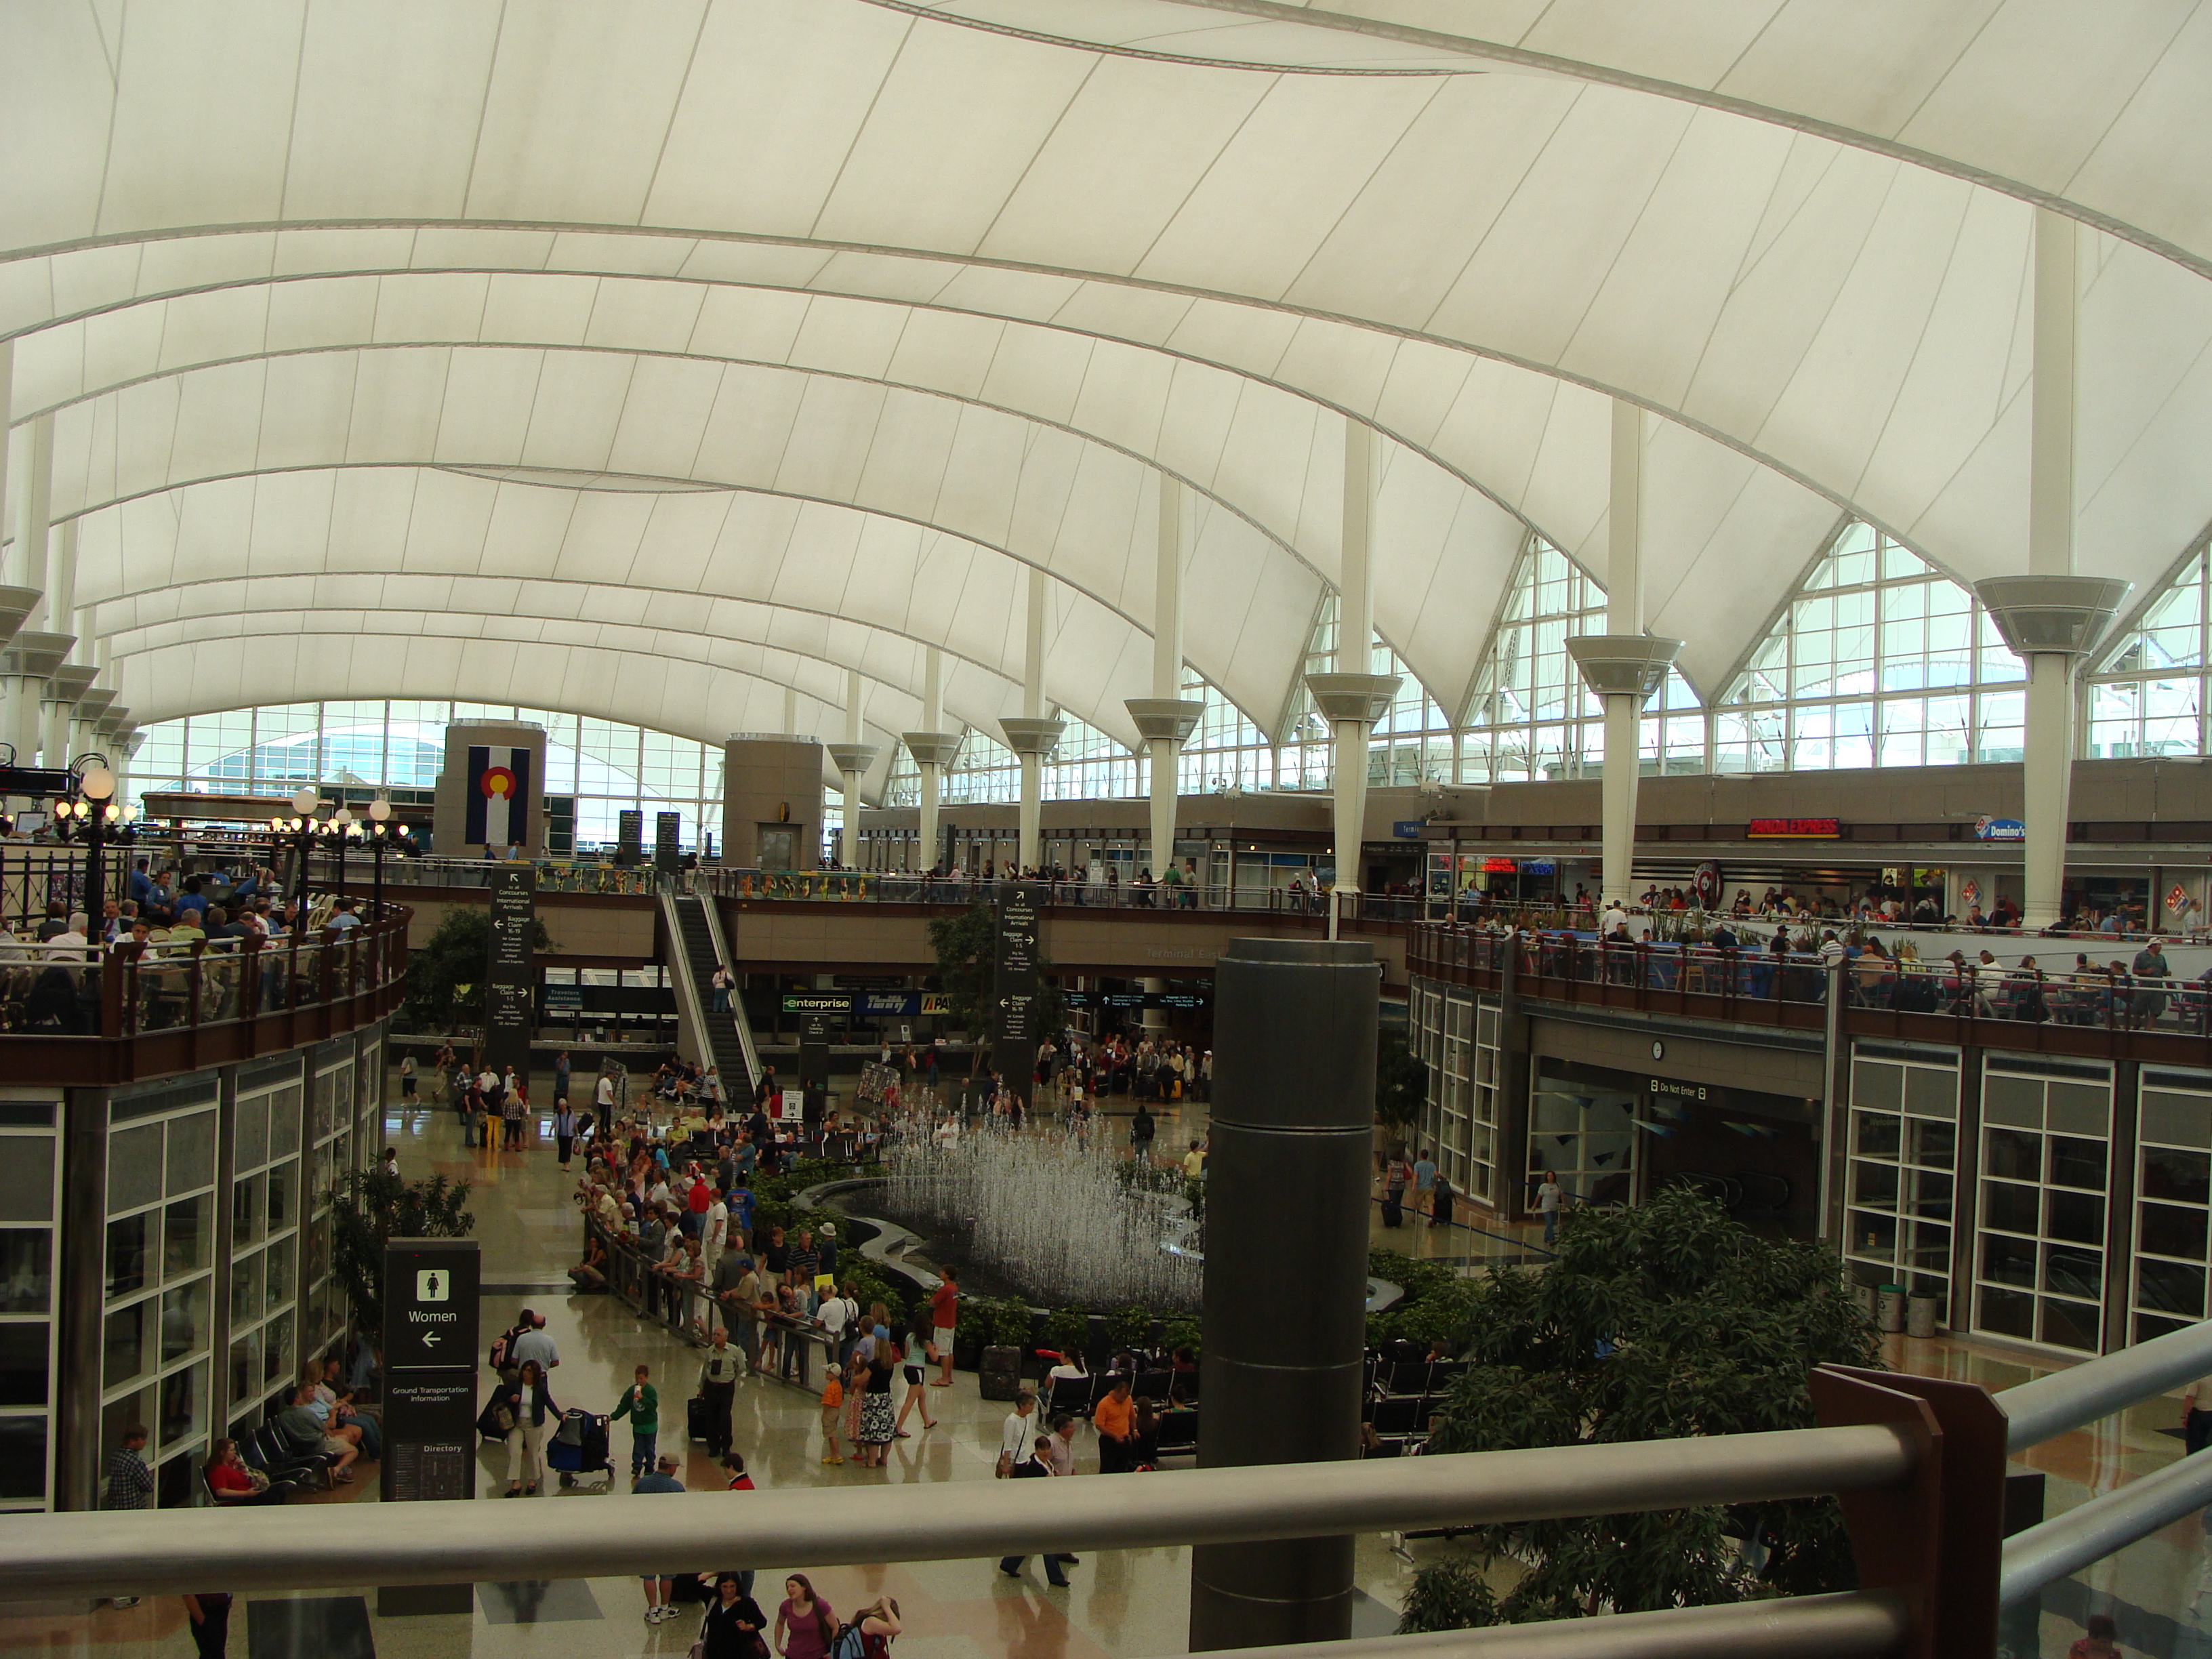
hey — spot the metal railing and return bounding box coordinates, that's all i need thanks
[2,1321,2208,1653]
[1410,923,2212,1042]
[0,901,411,1069]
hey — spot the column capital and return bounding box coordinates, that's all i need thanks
[998,716,1064,757]
[901,731,962,768]
[1972,575,2131,657]
[1302,672,1399,723]
[46,664,96,703]
[97,705,131,739]
[73,687,116,724]
[1125,697,1204,744]
[0,587,41,654]
[1,630,73,680]
[826,741,879,775]
[1565,634,1681,698]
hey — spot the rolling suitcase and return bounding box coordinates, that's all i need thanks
[687,1393,712,1441]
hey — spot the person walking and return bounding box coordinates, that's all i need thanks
[398,1053,417,1104]
[1412,1148,1437,1215]
[855,1331,897,1467]
[699,1329,743,1459]
[819,1361,847,1465]
[928,1266,959,1387]
[182,1593,234,1659]
[1381,1152,1409,1227]
[894,1314,939,1437]
[1092,1374,1136,1474]
[996,1433,1074,1586]
[697,1575,769,1659]
[554,1050,572,1111]
[502,1081,527,1151]
[996,1390,1037,1479]
[495,1359,558,1496]
[774,1576,836,1659]
[632,1453,687,1624]
[1536,1172,1563,1246]
[611,1364,661,1483]
[553,1100,578,1171]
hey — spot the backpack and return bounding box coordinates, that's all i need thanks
[830,1624,869,1659]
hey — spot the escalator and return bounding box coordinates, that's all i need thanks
[660,885,756,1097]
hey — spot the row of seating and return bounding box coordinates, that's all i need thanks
[1042,1367,1195,1419]
[209,1421,341,1504]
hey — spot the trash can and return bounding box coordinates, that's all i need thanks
[1906,1294,1940,1339]
[1878,1284,1908,1334]
[1852,1282,1878,1321]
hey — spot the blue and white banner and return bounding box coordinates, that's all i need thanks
[464,745,532,846]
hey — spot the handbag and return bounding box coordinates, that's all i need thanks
[690,1610,710,1659]
[994,1450,1014,1479]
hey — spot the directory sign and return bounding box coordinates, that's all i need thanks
[655,810,682,872]
[483,865,535,1088]
[994,882,1042,1104]
[616,808,644,866]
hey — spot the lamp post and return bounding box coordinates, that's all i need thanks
[365,797,407,918]
[286,787,321,916]
[329,807,354,901]
[52,760,121,934]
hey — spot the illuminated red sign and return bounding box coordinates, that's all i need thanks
[1481,857,1518,873]
[1747,817,1841,838]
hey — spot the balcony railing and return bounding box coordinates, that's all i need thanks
[0,902,411,1082]
[1409,921,2212,1059]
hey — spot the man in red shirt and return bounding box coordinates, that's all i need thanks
[928,1266,959,1387]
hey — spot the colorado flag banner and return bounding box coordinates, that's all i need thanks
[465,746,532,846]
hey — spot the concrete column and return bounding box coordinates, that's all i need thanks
[1000,567,1062,874]
[40,520,87,765]
[903,647,959,875]
[1303,420,1398,930]
[1189,937,1378,1650]
[722,733,825,870]
[825,667,878,872]
[1567,401,1681,907]
[1127,475,1202,886]
[1,412,56,764]
[432,719,548,857]
[1973,209,2129,929]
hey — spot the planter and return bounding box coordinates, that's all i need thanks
[977,1345,1023,1401]
[953,1333,985,1372]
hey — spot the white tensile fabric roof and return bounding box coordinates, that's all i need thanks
[3,1,2209,797]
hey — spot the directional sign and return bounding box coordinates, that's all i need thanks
[994,882,1042,1105]
[382,1238,480,1372]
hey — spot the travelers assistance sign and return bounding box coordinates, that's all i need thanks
[466,745,532,845]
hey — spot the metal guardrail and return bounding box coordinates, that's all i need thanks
[695,888,764,1088]
[0,1420,1919,1599]
[1994,1317,2212,1608]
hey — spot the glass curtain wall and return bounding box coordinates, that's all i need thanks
[1716,520,2025,772]
[1460,537,1702,785]
[131,703,729,853]
[102,1080,220,1509]
[226,1063,302,1443]
[2089,546,2210,758]
[0,1099,60,1512]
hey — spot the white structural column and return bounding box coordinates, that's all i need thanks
[1568,402,1683,906]
[1,413,70,770]
[1303,419,1399,928]
[825,666,878,870]
[1000,566,1063,874]
[1975,210,2131,930]
[1125,476,1203,882]
[41,520,94,766]
[903,646,960,874]
[0,342,38,766]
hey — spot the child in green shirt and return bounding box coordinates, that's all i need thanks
[610,1364,660,1482]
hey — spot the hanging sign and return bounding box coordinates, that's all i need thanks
[1692,862,1723,908]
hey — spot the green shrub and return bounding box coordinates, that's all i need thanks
[1042,1307,1090,1360]
[1105,1305,1153,1351]
[992,1299,1038,1349]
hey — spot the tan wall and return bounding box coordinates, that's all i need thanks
[1530,1015,1824,1099]
[722,739,825,868]
[405,894,656,960]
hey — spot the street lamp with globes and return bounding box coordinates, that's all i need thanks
[364,796,410,918]
[52,762,123,930]
[286,787,321,916]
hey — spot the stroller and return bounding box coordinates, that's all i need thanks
[546,1409,615,1490]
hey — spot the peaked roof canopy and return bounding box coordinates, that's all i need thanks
[5,0,2209,765]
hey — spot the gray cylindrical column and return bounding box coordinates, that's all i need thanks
[1190,938,1378,1651]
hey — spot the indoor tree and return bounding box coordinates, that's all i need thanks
[1375,1031,1428,1132]
[400,904,553,1034]
[329,1168,475,1344]
[1399,1186,1879,1630]
[925,900,1064,1077]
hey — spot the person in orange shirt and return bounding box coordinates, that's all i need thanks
[1092,1375,1136,1474]
[819,1364,846,1466]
